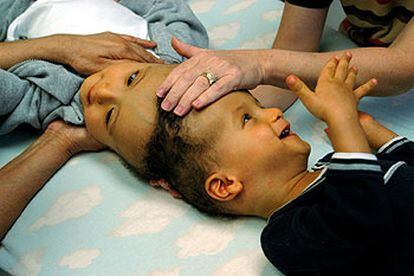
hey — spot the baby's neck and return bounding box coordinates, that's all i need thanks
[262,170,322,218]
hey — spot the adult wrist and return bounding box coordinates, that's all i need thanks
[256,50,273,85]
[42,130,80,158]
[256,49,286,87]
[255,50,268,85]
[38,35,71,65]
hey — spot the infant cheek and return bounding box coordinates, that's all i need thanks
[84,112,101,137]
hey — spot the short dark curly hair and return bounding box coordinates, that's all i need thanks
[141,98,227,216]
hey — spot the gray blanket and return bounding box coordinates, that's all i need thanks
[0,0,208,135]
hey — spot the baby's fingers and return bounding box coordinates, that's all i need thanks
[345,66,358,89]
[354,78,378,100]
[319,56,339,80]
[335,52,352,81]
[286,74,314,104]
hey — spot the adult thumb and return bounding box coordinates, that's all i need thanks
[171,36,203,58]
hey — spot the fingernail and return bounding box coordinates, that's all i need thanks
[372,78,378,85]
[286,75,297,85]
[193,99,203,109]
[161,100,172,111]
[174,106,184,116]
[334,55,340,61]
[346,52,352,58]
[157,88,165,97]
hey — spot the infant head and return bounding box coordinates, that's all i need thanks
[80,62,311,217]
[79,61,175,172]
[144,91,311,217]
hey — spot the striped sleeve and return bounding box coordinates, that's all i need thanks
[329,152,382,172]
[377,136,414,166]
[377,136,410,155]
[261,151,392,274]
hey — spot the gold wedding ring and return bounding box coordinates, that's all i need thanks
[200,71,218,86]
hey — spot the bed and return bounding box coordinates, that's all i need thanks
[1,0,413,275]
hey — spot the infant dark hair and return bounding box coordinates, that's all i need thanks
[142,98,224,216]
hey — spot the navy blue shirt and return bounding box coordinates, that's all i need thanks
[261,137,414,275]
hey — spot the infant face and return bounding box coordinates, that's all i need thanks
[79,62,175,167]
[184,91,310,183]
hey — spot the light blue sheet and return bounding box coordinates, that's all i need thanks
[0,0,413,275]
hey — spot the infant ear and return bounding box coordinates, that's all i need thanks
[150,179,182,199]
[204,173,243,202]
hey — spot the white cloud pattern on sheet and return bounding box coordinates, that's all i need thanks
[189,0,216,14]
[261,9,282,22]
[59,248,100,269]
[222,0,257,15]
[240,32,275,49]
[11,249,44,276]
[29,185,102,231]
[214,249,271,276]
[208,22,240,47]
[112,190,187,237]
[176,219,244,259]
[147,267,181,276]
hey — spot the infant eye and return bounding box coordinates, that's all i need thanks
[242,114,251,125]
[105,108,114,126]
[127,71,139,86]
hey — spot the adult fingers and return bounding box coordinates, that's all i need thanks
[158,179,183,199]
[149,180,161,187]
[345,66,358,89]
[161,65,205,111]
[171,36,204,58]
[319,56,339,80]
[157,57,200,97]
[120,34,157,48]
[192,76,235,109]
[127,43,161,63]
[354,78,378,100]
[335,52,352,81]
[173,75,210,116]
[285,74,314,105]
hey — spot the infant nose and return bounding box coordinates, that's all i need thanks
[265,108,283,123]
[93,82,118,103]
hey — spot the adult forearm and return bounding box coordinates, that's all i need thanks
[250,85,297,110]
[272,2,328,52]
[0,35,68,69]
[0,132,74,240]
[258,46,414,96]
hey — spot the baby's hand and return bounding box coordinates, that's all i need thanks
[286,53,377,123]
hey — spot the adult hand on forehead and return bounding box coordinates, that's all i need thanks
[157,37,265,116]
[62,32,163,75]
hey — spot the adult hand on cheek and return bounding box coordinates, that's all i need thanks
[0,121,105,240]
[62,32,163,75]
[157,37,265,116]
[45,121,106,156]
